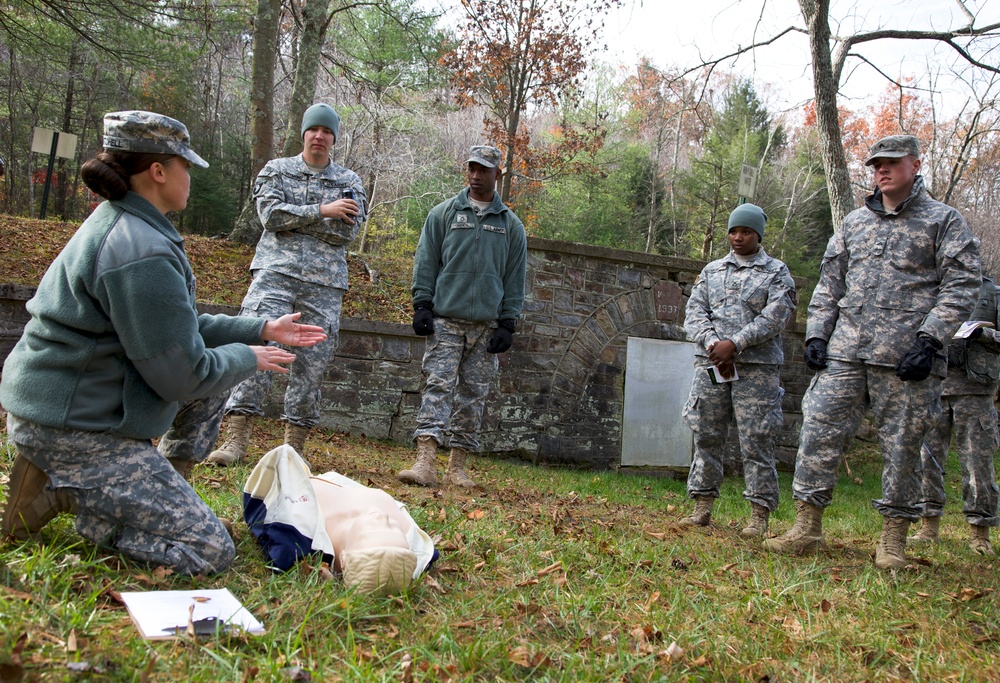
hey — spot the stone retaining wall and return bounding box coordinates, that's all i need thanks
[0,237,811,471]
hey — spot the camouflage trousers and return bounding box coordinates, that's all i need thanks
[919,393,1000,526]
[682,361,783,511]
[414,317,498,452]
[793,360,942,521]
[225,270,343,428]
[6,401,234,575]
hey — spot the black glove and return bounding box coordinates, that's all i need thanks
[803,338,828,371]
[895,334,944,382]
[412,302,434,336]
[970,325,985,340]
[487,319,516,354]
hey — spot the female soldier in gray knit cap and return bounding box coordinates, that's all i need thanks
[680,203,797,537]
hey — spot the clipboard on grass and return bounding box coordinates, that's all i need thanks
[119,588,265,640]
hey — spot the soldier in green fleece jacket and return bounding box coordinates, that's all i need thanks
[0,111,327,575]
[398,145,527,489]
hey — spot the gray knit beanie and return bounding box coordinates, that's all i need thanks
[300,103,340,141]
[727,203,767,240]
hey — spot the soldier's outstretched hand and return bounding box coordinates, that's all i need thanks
[262,312,328,347]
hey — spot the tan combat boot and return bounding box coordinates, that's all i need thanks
[1,454,77,541]
[167,458,196,481]
[874,516,912,569]
[285,424,310,457]
[398,436,439,487]
[762,500,827,553]
[741,503,770,538]
[970,525,994,556]
[205,414,253,466]
[908,516,940,545]
[679,496,714,527]
[445,447,478,488]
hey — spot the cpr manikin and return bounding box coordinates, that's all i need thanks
[311,475,420,595]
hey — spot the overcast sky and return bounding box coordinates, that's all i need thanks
[602,0,999,116]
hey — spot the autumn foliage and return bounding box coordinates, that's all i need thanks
[443,0,624,204]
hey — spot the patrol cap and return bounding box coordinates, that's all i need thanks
[103,111,208,168]
[467,145,502,169]
[864,135,920,166]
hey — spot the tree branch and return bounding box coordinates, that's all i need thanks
[833,22,1000,82]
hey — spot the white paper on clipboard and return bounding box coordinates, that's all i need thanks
[119,588,265,640]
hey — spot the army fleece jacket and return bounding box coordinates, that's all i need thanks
[0,192,264,440]
[806,175,981,376]
[411,187,527,322]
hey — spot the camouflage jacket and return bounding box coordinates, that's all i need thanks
[685,247,797,365]
[943,276,1000,396]
[806,176,981,375]
[251,154,366,289]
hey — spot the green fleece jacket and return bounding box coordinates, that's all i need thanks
[0,192,264,439]
[411,188,527,321]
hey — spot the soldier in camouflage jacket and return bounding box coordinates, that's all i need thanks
[911,276,1000,554]
[681,203,797,537]
[764,135,982,570]
[209,103,366,465]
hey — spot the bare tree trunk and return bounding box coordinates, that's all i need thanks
[645,127,662,254]
[250,0,280,179]
[799,0,854,227]
[500,108,521,204]
[943,104,987,205]
[281,0,333,158]
[669,106,685,256]
[229,0,281,244]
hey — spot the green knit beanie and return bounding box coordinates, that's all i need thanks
[300,103,340,141]
[727,203,767,240]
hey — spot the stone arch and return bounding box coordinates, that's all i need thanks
[538,282,687,466]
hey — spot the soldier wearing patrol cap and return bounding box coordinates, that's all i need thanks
[764,134,982,569]
[208,102,366,466]
[398,145,527,489]
[0,111,326,574]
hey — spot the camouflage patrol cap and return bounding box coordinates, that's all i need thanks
[864,135,920,166]
[103,110,208,168]
[467,145,502,169]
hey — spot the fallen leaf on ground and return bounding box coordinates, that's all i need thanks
[508,646,550,669]
[422,575,446,594]
[659,641,684,662]
[537,561,562,576]
[0,586,33,601]
[400,653,414,683]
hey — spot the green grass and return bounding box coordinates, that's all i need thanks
[2,421,999,682]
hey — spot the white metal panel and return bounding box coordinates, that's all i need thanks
[621,337,695,467]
